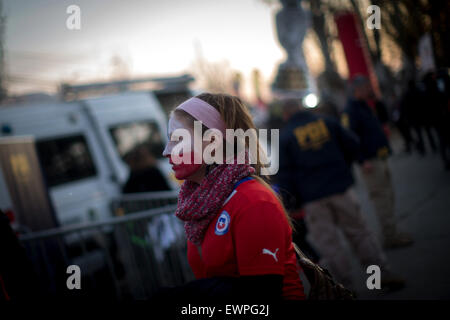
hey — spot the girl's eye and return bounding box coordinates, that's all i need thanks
[171,136,182,142]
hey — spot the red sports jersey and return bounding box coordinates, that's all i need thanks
[187,178,306,300]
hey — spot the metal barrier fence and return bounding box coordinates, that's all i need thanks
[19,204,195,300]
[111,190,180,216]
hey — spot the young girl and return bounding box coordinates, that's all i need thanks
[162,93,305,301]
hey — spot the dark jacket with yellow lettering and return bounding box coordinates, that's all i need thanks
[277,111,360,205]
[342,99,390,163]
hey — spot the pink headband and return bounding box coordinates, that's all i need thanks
[175,97,227,136]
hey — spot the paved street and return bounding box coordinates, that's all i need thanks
[341,131,450,299]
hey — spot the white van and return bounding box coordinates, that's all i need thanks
[0,91,178,228]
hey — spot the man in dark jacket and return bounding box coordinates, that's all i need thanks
[122,144,171,193]
[398,80,423,154]
[0,210,39,300]
[342,75,413,249]
[277,99,402,291]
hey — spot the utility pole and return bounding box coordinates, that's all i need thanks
[0,0,6,102]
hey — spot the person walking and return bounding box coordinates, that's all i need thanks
[421,72,450,169]
[277,99,403,291]
[398,80,422,154]
[343,75,414,249]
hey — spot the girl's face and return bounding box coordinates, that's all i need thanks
[162,114,204,181]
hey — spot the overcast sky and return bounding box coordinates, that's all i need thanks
[2,0,325,99]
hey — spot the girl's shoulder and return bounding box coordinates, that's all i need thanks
[229,178,281,209]
[225,179,289,229]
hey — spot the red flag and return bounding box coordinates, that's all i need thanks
[334,11,381,98]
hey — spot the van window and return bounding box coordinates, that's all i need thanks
[109,121,164,161]
[36,135,97,187]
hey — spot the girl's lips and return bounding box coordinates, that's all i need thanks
[169,153,195,167]
[168,156,176,168]
[168,152,202,174]
[169,158,181,170]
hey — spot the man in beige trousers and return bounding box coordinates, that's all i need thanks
[278,99,404,291]
[342,75,414,249]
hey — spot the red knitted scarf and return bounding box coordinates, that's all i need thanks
[175,162,255,246]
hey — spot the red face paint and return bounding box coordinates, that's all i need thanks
[169,152,203,180]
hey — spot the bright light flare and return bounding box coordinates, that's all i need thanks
[303,93,318,108]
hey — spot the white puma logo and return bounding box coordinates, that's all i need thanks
[262,248,279,262]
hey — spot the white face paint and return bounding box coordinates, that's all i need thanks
[162,114,225,166]
[162,115,194,159]
[163,114,206,180]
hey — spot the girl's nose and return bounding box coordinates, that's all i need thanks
[162,143,171,157]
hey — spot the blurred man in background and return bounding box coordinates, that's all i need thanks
[398,80,423,154]
[122,143,170,193]
[421,72,450,169]
[277,99,403,291]
[343,76,414,249]
[0,210,39,300]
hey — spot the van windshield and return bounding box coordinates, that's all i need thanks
[36,135,97,187]
[109,121,164,162]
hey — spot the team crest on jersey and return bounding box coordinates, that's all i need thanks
[215,211,230,236]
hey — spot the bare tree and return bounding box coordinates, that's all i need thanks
[109,54,131,80]
[310,0,338,74]
[264,0,448,103]
[369,0,449,78]
[190,41,234,93]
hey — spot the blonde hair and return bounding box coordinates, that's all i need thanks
[173,92,293,229]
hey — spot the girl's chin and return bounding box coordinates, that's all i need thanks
[173,163,203,180]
